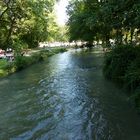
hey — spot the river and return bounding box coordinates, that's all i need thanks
[0,49,140,140]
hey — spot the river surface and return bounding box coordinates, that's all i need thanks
[0,49,140,140]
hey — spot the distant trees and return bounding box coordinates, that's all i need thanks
[46,13,69,43]
[0,0,58,50]
[67,0,140,46]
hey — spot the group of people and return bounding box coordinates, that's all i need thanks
[0,48,14,61]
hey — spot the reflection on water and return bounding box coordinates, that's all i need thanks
[0,49,140,140]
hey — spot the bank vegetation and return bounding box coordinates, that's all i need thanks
[67,0,140,112]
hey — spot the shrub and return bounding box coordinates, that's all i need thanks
[103,45,138,84]
[14,53,44,71]
[0,60,8,69]
[103,45,140,112]
[14,56,29,71]
[130,88,140,113]
[124,57,140,91]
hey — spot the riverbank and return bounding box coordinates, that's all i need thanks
[0,47,67,78]
[103,45,140,113]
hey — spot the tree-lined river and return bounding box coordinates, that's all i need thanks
[0,49,140,140]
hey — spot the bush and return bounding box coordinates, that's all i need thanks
[0,60,15,77]
[103,45,140,111]
[124,57,140,91]
[15,56,29,71]
[14,53,44,71]
[130,88,140,113]
[134,88,140,113]
[103,45,138,84]
[0,59,8,69]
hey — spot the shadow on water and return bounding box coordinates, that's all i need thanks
[0,49,140,140]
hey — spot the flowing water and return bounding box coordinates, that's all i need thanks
[0,49,140,140]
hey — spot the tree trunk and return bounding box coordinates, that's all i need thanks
[0,0,11,21]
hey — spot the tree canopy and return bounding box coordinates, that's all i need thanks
[67,0,140,46]
[0,0,60,49]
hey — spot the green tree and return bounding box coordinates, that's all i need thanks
[67,0,140,46]
[0,0,58,49]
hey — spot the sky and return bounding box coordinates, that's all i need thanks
[55,0,69,25]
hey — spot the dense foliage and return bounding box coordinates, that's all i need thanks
[0,0,60,50]
[103,45,140,112]
[67,0,140,111]
[67,0,140,45]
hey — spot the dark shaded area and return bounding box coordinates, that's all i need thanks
[103,45,140,112]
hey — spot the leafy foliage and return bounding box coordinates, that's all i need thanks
[67,0,140,45]
[0,0,58,49]
[103,45,137,82]
[103,45,140,111]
